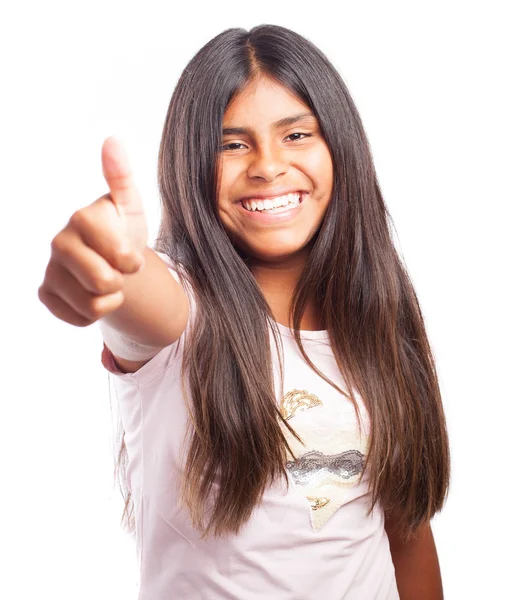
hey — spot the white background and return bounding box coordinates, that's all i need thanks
[1,1,524,598]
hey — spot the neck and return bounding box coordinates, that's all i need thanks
[248,250,323,331]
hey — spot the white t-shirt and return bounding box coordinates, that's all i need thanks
[100,252,399,600]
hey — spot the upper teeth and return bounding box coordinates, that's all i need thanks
[242,192,301,212]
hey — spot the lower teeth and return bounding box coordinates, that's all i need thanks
[259,203,297,214]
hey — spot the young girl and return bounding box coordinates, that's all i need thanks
[39,24,450,600]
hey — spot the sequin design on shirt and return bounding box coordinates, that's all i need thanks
[281,389,323,420]
[279,389,369,531]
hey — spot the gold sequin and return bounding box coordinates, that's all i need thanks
[279,389,323,420]
[307,496,330,511]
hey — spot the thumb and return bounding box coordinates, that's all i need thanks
[101,136,144,218]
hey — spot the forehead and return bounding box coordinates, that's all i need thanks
[223,76,311,126]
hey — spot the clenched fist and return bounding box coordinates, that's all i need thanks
[38,137,149,326]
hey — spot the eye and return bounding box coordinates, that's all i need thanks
[221,142,247,151]
[285,132,312,142]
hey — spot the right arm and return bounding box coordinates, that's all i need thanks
[99,247,189,372]
[38,137,188,373]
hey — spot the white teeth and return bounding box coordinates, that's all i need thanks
[242,192,301,212]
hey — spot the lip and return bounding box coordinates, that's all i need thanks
[237,189,307,202]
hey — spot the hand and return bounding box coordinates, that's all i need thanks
[38,137,149,326]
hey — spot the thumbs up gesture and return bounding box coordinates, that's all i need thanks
[38,137,149,326]
[101,137,149,260]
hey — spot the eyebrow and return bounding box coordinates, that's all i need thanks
[222,112,316,136]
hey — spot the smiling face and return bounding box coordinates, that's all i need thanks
[217,76,334,266]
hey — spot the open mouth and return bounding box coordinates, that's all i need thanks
[240,192,303,214]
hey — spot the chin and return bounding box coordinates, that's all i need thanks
[240,241,313,265]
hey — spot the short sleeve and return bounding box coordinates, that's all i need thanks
[101,342,127,374]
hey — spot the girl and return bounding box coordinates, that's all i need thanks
[38,24,450,600]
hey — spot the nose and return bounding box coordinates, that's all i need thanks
[247,145,288,181]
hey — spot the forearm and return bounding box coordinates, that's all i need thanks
[101,247,189,347]
[387,521,443,600]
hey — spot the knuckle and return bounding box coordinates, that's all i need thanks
[69,208,91,231]
[86,297,107,321]
[92,270,116,294]
[86,292,123,321]
[37,284,48,306]
[115,242,133,260]
[50,233,69,255]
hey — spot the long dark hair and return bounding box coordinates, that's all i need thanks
[115,24,450,541]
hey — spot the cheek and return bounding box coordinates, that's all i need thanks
[218,159,245,197]
[217,170,247,227]
[303,148,333,192]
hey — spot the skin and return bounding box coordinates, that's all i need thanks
[217,75,333,330]
[385,514,444,600]
[218,74,444,599]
